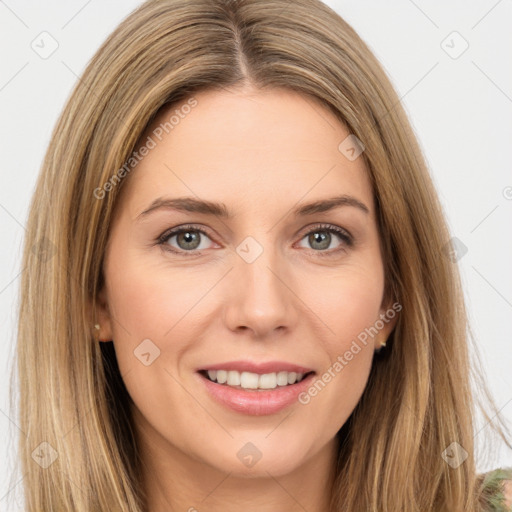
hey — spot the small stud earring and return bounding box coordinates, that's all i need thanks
[375,339,387,354]
[94,324,100,330]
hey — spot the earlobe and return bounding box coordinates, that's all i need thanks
[374,300,400,351]
[95,286,113,342]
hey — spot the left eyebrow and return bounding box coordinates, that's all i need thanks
[137,197,231,219]
[136,194,370,220]
[294,195,369,216]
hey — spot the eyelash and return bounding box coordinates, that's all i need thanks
[156,223,353,257]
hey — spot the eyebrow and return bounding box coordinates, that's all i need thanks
[136,194,370,220]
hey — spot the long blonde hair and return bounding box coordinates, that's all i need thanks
[14,0,511,510]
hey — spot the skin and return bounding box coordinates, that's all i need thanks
[96,85,398,512]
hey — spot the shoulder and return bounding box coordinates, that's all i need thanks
[480,467,512,511]
[504,478,512,508]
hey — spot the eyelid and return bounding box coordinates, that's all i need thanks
[157,224,213,242]
[298,223,353,242]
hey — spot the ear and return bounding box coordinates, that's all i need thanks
[373,297,400,351]
[95,285,114,342]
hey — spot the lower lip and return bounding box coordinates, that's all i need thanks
[197,372,316,416]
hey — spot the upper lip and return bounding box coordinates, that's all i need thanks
[198,360,315,374]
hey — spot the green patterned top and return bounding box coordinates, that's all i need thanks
[479,467,512,511]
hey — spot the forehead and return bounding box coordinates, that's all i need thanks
[116,87,374,221]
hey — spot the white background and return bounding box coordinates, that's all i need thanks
[1,1,511,509]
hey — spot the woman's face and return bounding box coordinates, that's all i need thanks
[97,86,397,478]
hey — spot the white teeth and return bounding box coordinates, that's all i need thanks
[240,371,259,389]
[204,369,309,389]
[227,370,241,386]
[216,370,227,384]
[276,371,289,386]
[258,373,277,389]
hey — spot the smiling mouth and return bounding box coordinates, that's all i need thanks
[198,369,316,391]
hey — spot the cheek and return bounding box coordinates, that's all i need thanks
[108,267,171,339]
[301,260,385,348]
[105,249,221,379]
[294,261,384,422]
[104,256,207,428]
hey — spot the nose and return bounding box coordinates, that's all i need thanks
[223,243,298,339]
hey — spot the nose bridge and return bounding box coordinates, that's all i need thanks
[238,233,285,302]
[226,232,295,334]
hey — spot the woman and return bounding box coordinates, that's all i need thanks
[14,0,512,510]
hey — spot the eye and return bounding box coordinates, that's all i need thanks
[296,224,353,255]
[157,225,217,253]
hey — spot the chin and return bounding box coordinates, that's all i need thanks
[197,430,318,478]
